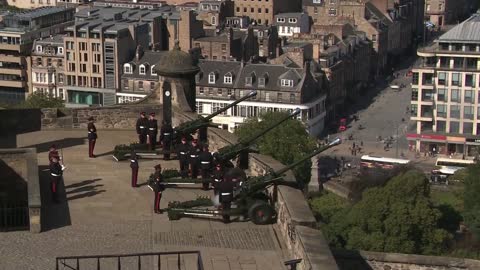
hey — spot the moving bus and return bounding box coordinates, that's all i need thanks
[433,158,475,176]
[360,155,411,169]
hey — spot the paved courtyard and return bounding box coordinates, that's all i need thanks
[0,130,289,270]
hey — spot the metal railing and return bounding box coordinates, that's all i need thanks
[0,202,29,231]
[56,251,204,270]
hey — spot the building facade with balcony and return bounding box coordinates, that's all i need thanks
[0,7,74,104]
[409,14,480,157]
[195,60,327,136]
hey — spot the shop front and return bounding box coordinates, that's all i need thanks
[407,133,479,157]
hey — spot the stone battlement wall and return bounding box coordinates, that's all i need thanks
[333,249,480,270]
[0,148,41,233]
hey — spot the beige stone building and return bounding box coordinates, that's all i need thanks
[409,14,480,156]
[30,35,67,100]
[0,7,74,104]
[234,0,301,26]
[425,0,472,28]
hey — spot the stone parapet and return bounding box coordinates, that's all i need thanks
[333,249,480,270]
[0,148,41,233]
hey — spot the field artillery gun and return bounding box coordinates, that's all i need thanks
[156,108,302,188]
[166,138,342,224]
[112,91,257,161]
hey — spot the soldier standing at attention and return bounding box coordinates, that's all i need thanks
[130,151,139,188]
[217,176,235,223]
[87,116,97,158]
[147,113,158,150]
[188,139,201,179]
[150,164,165,214]
[176,137,190,178]
[49,156,64,203]
[199,145,213,190]
[212,163,224,206]
[160,120,173,160]
[136,112,148,144]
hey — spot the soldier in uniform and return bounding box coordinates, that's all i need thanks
[150,164,165,214]
[199,145,213,190]
[147,113,158,150]
[48,144,60,164]
[217,177,235,223]
[176,137,190,178]
[49,156,64,203]
[211,163,224,206]
[87,116,97,158]
[160,120,173,160]
[130,151,139,188]
[136,112,148,144]
[188,139,201,178]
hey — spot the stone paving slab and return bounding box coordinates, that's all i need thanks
[0,130,288,270]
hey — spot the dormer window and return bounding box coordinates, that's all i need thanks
[258,77,266,87]
[313,0,322,3]
[139,65,146,75]
[58,47,64,55]
[288,18,297,23]
[245,77,252,86]
[202,4,208,10]
[151,65,157,76]
[281,79,293,87]
[224,73,233,84]
[208,72,216,84]
[277,17,285,23]
[124,64,132,74]
[36,45,42,52]
[212,5,219,10]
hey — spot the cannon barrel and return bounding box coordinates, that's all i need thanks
[204,90,257,121]
[272,138,342,177]
[215,108,301,162]
[235,138,342,197]
[173,91,257,139]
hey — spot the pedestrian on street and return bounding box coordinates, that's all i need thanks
[136,112,148,144]
[160,120,173,160]
[188,139,201,178]
[87,117,97,158]
[176,137,190,178]
[147,113,158,151]
[199,145,213,190]
[150,164,164,214]
[130,151,139,187]
[49,156,64,203]
[360,141,364,147]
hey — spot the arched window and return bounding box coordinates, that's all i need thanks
[151,65,157,76]
[36,45,42,52]
[139,65,146,75]
[124,64,132,74]
[208,72,216,84]
[211,16,216,25]
[224,72,233,84]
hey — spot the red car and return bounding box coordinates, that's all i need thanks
[338,118,347,132]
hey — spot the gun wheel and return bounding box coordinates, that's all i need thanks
[248,201,275,225]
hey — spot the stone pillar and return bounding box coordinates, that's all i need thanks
[308,156,320,192]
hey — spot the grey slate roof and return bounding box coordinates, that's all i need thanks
[34,34,65,45]
[439,14,480,43]
[13,7,70,19]
[122,51,167,80]
[197,60,304,92]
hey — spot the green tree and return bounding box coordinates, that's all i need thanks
[16,92,65,108]
[463,163,480,240]
[324,170,452,255]
[235,111,317,185]
[309,192,349,223]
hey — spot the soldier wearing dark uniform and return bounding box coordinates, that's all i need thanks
[130,151,139,187]
[188,139,201,178]
[176,137,190,178]
[87,116,97,158]
[217,177,235,223]
[136,112,148,144]
[150,164,165,214]
[49,156,64,203]
[199,145,213,190]
[147,113,158,150]
[211,163,224,206]
[160,120,173,160]
[48,145,60,165]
